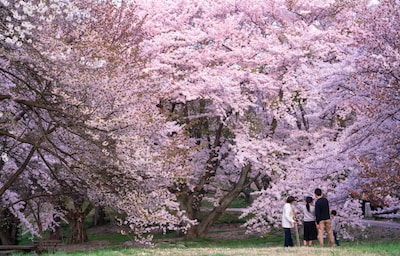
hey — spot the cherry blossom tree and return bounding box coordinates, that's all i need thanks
[1,0,398,244]
[135,0,399,239]
[133,0,365,238]
[241,0,400,237]
[339,0,400,217]
[1,0,190,244]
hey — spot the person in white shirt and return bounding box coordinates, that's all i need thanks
[281,196,297,247]
[302,196,318,246]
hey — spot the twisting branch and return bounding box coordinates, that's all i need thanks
[0,146,37,197]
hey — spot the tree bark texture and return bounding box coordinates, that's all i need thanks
[0,210,20,245]
[185,164,252,238]
[66,199,93,244]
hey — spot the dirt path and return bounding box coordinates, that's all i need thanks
[362,219,400,229]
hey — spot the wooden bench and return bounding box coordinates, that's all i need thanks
[0,244,38,254]
[0,239,60,254]
[37,239,61,253]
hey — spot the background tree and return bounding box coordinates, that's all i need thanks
[135,0,368,238]
[348,0,400,203]
[321,0,400,219]
[243,0,400,237]
[1,0,191,244]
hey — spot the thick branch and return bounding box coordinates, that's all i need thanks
[197,163,252,236]
[0,146,36,197]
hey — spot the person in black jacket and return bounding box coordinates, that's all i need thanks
[314,188,335,246]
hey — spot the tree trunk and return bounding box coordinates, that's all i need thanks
[185,225,199,239]
[171,119,253,239]
[49,225,61,240]
[69,210,88,244]
[0,210,20,245]
[185,163,252,238]
[176,191,200,238]
[0,232,12,245]
[0,229,18,245]
[92,206,106,226]
[66,199,93,244]
[242,177,253,204]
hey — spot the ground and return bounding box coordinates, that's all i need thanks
[56,221,400,253]
[57,223,249,252]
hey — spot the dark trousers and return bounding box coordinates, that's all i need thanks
[333,231,340,246]
[284,228,294,247]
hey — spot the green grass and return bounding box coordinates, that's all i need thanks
[227,195,250,208]
[201,195,251,209]
[163,236,270,249]
[344,242,400,256]
[9,224,400,256]
[88,232,131,245]
[10,204,400,256]
[10,241,400,256]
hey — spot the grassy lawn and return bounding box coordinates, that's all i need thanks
[10,241,399,256]
[10,224,399,256]
[10,225,400,256]
[11,200,400,256]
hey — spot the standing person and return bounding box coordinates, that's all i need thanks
[314,188,335,247]
[282,196,297,247]
[331,210,340,246]
[302,196,318,247]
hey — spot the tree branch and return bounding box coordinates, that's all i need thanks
[0,146,37,197]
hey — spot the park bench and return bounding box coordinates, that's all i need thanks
[0,244,37,254]
[0,239,60,254]
[37,239,61,253]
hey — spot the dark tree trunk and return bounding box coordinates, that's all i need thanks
[0,228,18,245]
[185,225,199,239]
[48,214,62,240]
[242,177,253,204]
[92,206,106,226]
[68,210,87,244]
[185,164,253,238]
[0,232,12,245]
[0,210,20,245]
[193,164,252,238]
[66,198,93,244]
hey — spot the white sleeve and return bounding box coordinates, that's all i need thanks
[284,204,295,223]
